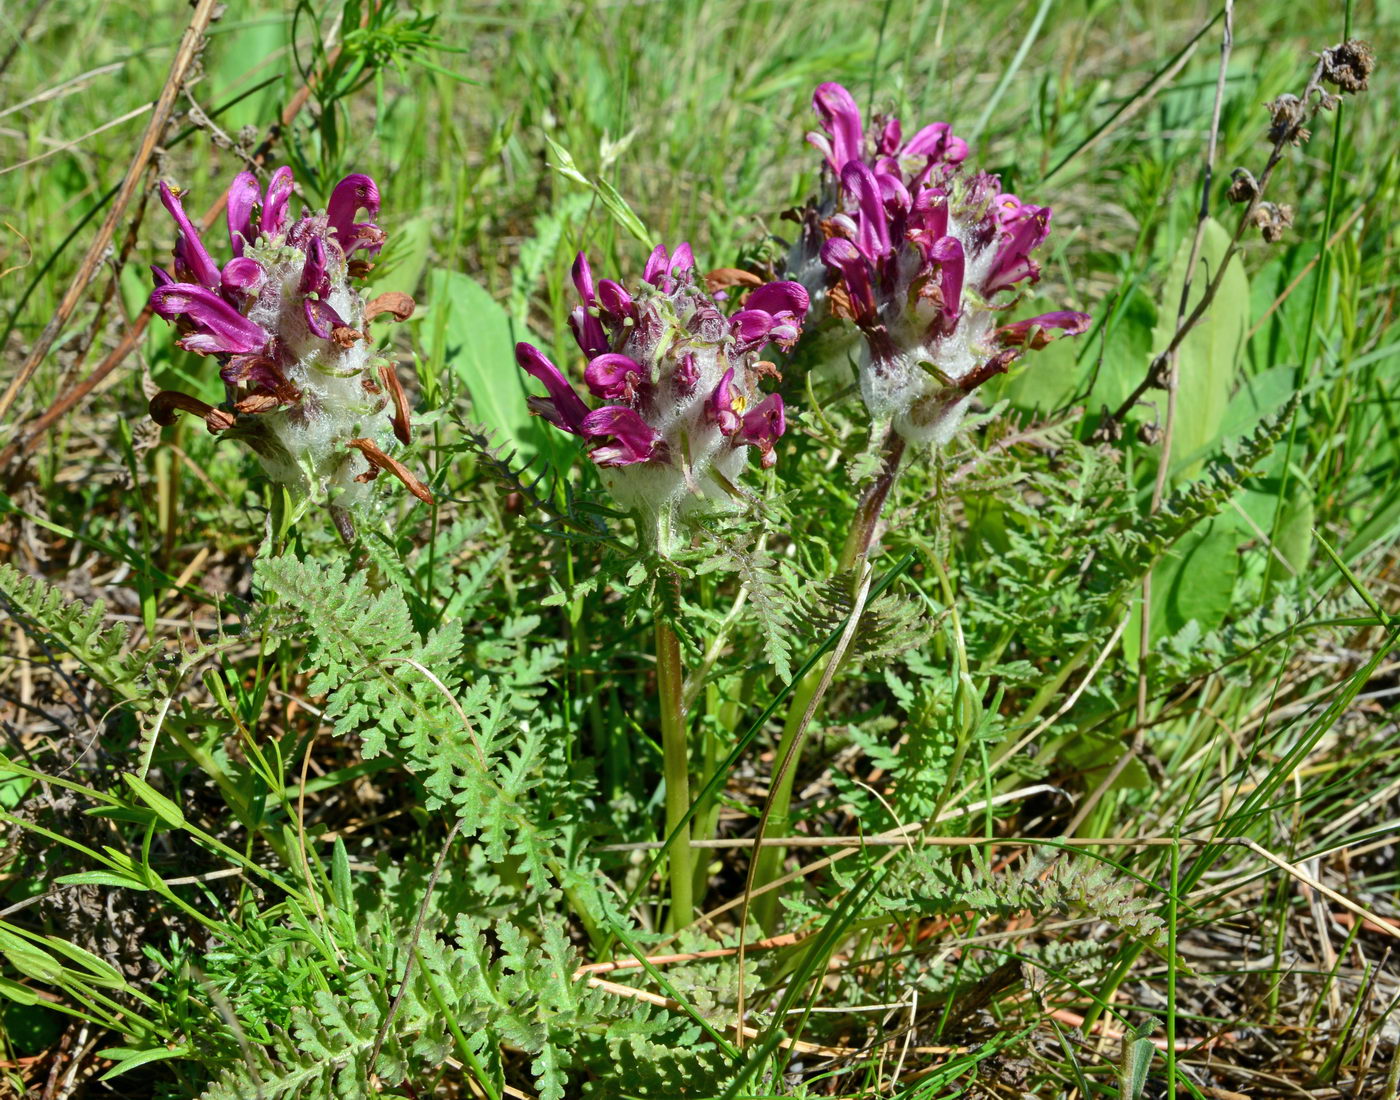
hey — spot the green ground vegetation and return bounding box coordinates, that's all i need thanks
[0,0,1398,1097]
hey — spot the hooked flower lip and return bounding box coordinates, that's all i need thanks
[808,80,970,186]
[580,406,664,466]
[516,342,664,467]
[736,392,785,469]
[150,283,270,355]
[995,310,1092,349]
[516,341,593,433]
[584,352,646,401]
[158,182,222,290]
[326,174,381,250]
[808,82,865,174]
[225,172,262,256]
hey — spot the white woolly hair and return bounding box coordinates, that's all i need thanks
[596,286,762,528]
[859,209,1001,448]
[242,234,394,509]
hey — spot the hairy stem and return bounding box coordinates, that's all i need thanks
[751,431,905,929]
[656,600,694,930]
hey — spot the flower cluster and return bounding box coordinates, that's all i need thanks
[515,244,808,535]
[796,82,1090,446]
[147,168,431,509]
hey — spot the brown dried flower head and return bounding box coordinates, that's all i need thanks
[1251,201,1295,244]
[1321,39,1375,94]
[1226,167,1260,205]
[1266,94,1309,146]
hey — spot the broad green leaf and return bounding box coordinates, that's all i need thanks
[423,268,541,458]
[1061,729,1151,792]
[1219,363,1298,441]
[122,773,186,830]
[98,1045,194,1081]
[1126,515,1239,659]
[1162,516,1238,633]
[1151,218,1249,481]
[1238,465,1314,578]
[54,870,150,892]
[0,977,41,1005]
[1118,1035,1156,1098]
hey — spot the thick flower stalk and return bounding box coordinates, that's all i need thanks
[515,244,808,549]
[797,82,1090,447]
[518,245,807,928]
[146,167,431,511]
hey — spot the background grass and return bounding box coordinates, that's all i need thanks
[2,0,1399,1097]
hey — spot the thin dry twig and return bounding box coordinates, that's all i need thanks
[0,0,221,428]
[0,19,349,469]
[1068,2,1233,836]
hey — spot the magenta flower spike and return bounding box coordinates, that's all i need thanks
[793,81,1089,447]
[517,247,809,540]
[146,167,430,510]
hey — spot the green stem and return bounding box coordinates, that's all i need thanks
[751,432,905,929]
[656,601,694,930]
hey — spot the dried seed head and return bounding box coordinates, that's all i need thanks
[1226,167,1260,205]
[1251,201,1295,244]
[1092,407,1124,444]
[1267,93,1309,145]
[1321,39,1374,94]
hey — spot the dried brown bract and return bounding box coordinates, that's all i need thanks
[364,291,416,324]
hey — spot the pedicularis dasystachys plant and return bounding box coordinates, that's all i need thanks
[792,82,1091,447]
[146,167,432,511]
[515,244,808,550]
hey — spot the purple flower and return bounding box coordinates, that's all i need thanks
[580,406,664,466]
[737,394,786,469]
[584,352,647,401]
[326,174,382,255]
[994,310,1091,349]
[517,246,809,522]
[225,172,261,256]
[303,298,349,340]
[261,167,295,239]
[708,367,741,436]
[795,81,1090,446]
[515,342,593,431]
[807,81,968,187]
[147,167,427,508]
[159,182,222,290]
[150,284,270,355]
